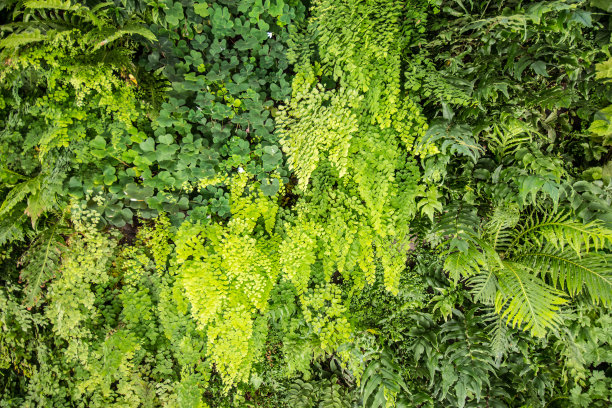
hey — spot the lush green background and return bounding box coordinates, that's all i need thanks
[0,0,611,407]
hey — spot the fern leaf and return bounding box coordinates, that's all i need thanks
[90,24,156,50]
[19,216,67,307]
[0,204,28,247]
[510,212,612,255]
[495,261,567,337]
[0,176,40,219]
[418,119,483,163]
[485,204,519,252]
[0,30,46,49]
[361,350,407,408]
[285,378,317,408]
[433,202,481,252]
[24,0,79,11]
[468,268,498,304]
[485,113,541,158]
[444,245,486,282]
[484,311,511,365]
[521,246,612,306]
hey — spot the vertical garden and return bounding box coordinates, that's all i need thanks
[0,0,611,406]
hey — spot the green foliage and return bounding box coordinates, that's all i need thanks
[1,0,612,406]
[0,0,155,51]
[277,0,432,299]
[360,350,408,408]
[18,211,68,307]
[439,205,612,337]
[175,172,281,388]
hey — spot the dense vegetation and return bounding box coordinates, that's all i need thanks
[0,0,611,406]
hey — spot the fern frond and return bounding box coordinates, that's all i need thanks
[0,30,46,49]
[495,261,567,338]
[485,204,519,252]
[485,113,542,158]
[433,202,481,251]
[520,246,612,306]
[468,268,498,304]
[90,24,156,50]
[361,350,408,408]
[485,312,511,365]
[417,119,483,163]
[18,215,67,307]
[444,245,485,282]
[0,176,40,219]
[319,378,352,408]
[24,0,78,11]
[0,203,28,247]
[285,378,318,408]
[510,212,612,255]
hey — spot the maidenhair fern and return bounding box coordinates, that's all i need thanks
[175,172,282,388]
[45,202,118,364]
[278,0,432,297]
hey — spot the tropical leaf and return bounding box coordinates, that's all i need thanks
[417,119,483,163]
[444,245,486,282]
[485,204,520,252]
[468,269,498,305]
[0,176,41,220]
[485,114,542,159]
[0,203,28,247]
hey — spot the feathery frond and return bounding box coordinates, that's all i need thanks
[510,212,612,255]
[18,212,68,307]
[495,261,567,338]
[521,246,612,306]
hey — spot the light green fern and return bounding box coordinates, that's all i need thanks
[442,206,612,337]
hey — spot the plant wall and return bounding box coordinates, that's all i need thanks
[0,0,611,407]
